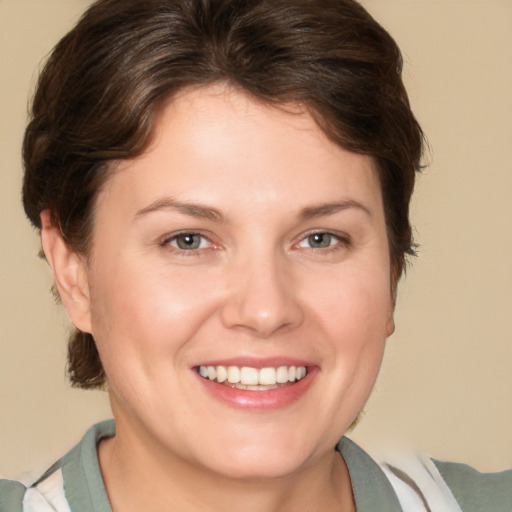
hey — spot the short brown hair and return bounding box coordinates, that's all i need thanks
[23,0,424,389]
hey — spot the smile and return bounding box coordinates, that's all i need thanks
[198,365,308,390]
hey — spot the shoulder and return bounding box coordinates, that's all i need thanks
[343,438,512,512]
[1,470,71,512]
[337,437,404,511]
[1,455,73,512]
[433,459,512,512]
[0,420,115,512]
[0,478,26,512]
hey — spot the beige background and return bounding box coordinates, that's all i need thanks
[1,0,511,480]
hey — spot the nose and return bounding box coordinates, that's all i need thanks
[220,253,304,338]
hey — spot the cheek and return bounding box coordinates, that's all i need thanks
[87,261,223,368]
[307,262,392,334]
[306,264,391,384]
[331,288,389,378]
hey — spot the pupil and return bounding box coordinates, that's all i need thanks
[178,234,200,249]
[310,233,330,248]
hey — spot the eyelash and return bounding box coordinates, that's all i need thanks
[160,230,350,255]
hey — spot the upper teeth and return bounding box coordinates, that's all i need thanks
[198,365,307,386]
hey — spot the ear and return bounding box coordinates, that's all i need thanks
[386,266,399,337]
[40,210,92,333]
[385,282,396,338]
[386,308,395,337]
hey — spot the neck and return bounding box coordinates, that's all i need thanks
[98,422,355,512]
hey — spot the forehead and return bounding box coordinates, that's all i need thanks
[100,84,383,219]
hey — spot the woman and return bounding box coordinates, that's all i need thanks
[1,0,510,511]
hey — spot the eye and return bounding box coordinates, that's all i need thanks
[304,233,334,248]
[296,231,349,251]
[164,232,211,251]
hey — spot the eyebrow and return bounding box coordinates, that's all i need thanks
[135,197,224,222]
[299,200,372,219]
[135,197,371,222]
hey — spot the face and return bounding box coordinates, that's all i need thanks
[77,84,394,479]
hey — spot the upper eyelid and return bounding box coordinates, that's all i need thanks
[295,229,350,243]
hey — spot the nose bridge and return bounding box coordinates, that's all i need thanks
[221,246,303,337]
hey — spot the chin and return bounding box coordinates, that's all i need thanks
[207,451,306,481]
[193,427,323,481]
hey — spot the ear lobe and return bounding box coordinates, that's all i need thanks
[40,210,92,333]
[386,268,398,338]
[386,288,396,338]
[386,312,395,337]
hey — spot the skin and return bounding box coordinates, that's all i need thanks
[41,84,395,512]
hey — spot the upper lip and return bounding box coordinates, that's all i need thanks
[193,356,314,369]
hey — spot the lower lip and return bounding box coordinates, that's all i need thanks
[195,369,317,410]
